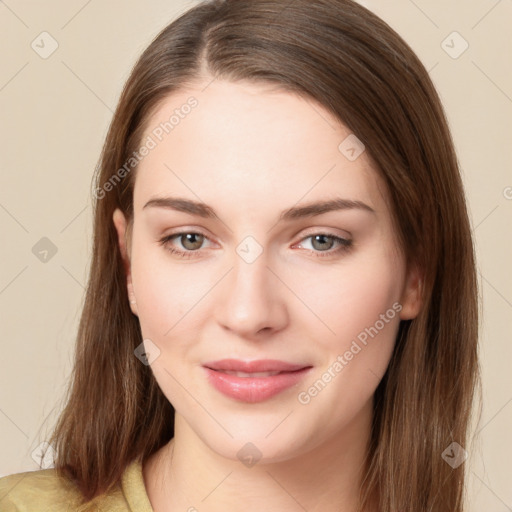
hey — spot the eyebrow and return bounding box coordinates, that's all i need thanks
[142,196,375,221]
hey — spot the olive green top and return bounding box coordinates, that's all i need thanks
[0,459,153,511]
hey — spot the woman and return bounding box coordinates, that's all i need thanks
[0,0,480,511]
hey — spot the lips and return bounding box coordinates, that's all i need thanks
[203,359,312,403]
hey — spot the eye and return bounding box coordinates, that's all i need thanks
[159,231,353,260]
[296,233,353,258]
[159,231,211,259]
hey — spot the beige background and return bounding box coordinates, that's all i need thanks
[0,0,511,510]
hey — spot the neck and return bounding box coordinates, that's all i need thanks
[143,399,377,512]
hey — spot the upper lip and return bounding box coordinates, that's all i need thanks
[203,359,309,373]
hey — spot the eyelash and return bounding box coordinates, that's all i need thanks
[158,231,353,259]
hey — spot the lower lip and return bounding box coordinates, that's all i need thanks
[203,367,311,403]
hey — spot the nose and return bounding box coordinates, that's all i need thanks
[214,247,289,338]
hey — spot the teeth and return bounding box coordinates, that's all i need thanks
[221,370,282,377]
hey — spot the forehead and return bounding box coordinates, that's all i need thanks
[132,79,386,218]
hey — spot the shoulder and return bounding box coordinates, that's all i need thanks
[0,464,144,512]
[0,467,86,511]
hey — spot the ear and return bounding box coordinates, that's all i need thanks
[113,208,138,316]
[399,262,423,320]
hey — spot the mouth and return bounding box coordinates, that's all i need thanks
[215,370,283,377]
[202,359,313,403]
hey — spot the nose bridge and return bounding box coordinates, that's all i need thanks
[215,235,286,335]
[233,238,270,295]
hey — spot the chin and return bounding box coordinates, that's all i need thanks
[206,434,307,466]
[185,410,317,466]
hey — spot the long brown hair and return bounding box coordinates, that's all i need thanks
[44,1,480,510]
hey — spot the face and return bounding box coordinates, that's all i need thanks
[113,79,421,463]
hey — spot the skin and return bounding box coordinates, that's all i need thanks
[113,79,422,512]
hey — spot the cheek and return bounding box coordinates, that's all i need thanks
[293,243,404,350]
[129,247,208,405]
[129,242,230,371]
[129,227,213,332]
[292,245,404,417]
